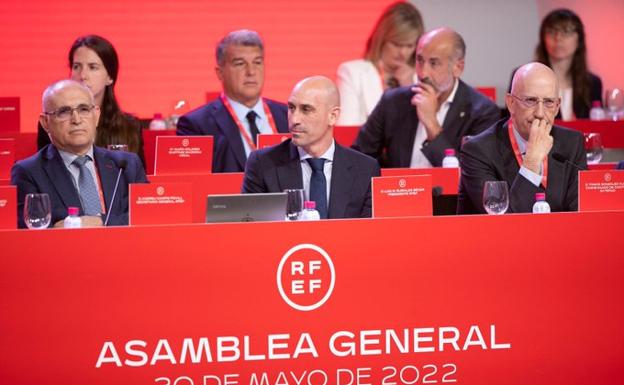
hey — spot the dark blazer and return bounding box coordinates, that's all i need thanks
[11,144,148,228]
[242,139,381,218]
[457,119,586,214]
[176,97,288,173]
[507,69,603,119]
[617,161,624,170]
[353,79,501,168]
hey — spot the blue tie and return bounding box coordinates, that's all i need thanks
[246,110,260,145]
[307,158,328,219]
[72,156,102,216]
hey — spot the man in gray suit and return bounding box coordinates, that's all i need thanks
[242,76,380,219]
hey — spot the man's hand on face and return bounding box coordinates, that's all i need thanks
[523,118,553,174]
[411,80,442,140]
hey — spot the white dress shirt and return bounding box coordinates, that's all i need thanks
[226,96,273,157]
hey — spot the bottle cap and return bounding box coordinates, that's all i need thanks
[304,201,316,210]
[68,207,79,216]
[535,193,546,201]
[591,101,602,108]
[444,148,456,156]
[153,113,163,119]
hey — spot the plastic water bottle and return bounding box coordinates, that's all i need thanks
[442,148,459,168]
[63,207,82,228]
[300,201,321,221]
[149,113,167,130]
[532,193,550,214]
[589,101,606,121]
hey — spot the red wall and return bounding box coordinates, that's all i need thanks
[0,0,389,132]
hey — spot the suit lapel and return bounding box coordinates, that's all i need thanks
[328,144,355,218]
[213,99,247,170]
[496,120,521,186]
[42,146,82,210]
[276,142,304,190]
[546,129,566,204]
[94,147,118,214]
[267,100,288,133]
[402,98,419,167]
[442,80,469,137]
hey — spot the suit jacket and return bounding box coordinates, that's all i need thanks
[457,119,587,214]
[176,97,288,173]
[242,139,381,218]
[11,144,148,228]
[617,161,624,170]
[353,79,501,168]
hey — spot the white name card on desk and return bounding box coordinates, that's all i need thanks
[0,186,16,229]
[154,136,213,175]
[579,170,624,211]
[372,174,432,218]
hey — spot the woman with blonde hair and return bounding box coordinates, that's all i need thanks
[337,1,424,125]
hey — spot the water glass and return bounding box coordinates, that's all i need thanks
[482,181,509,215]
[605,89,624,121]
[584,133,603,164]
[24,193,51,229]
[284,189,305,221]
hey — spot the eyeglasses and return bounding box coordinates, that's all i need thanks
[545,26,577,37]
[509,94,560,109]
[43,104,95,121]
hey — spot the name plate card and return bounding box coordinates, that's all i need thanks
[257,133,292,149]
[0,186,16,229]
[129,182,193,225]
[372,174,432,218]
[154,136,213,175]
[381,167,460,195]
[579,170,624,211]
[0,138,15,180]
[0,97,20,133]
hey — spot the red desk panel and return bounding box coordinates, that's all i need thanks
[142,128,177,175]
[1,211,623,384]
[556,119,624,148]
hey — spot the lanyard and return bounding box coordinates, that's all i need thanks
[220,94,278,151]
[507,120,548,188]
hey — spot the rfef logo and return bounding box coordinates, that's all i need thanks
[277,244,335,311]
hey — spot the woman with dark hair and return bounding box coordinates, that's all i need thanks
[37,35,145,164]
[533,8,602,120]
[336,1,424,125]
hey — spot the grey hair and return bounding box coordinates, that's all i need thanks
[450,30,466,61]
[215,29,264,66]
[42,79,94,111]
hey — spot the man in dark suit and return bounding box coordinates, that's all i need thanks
[354,28,500,168]
[11,80,147,228]
[458,62,586,214]
[243,76,380,219]
[177,29,288,172]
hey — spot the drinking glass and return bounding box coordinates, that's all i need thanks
[605,89,624,121]
[482,181,509,215]
[24,193,51,229]
[107,144,129,152]
[584,132,603,164]
[284,189,305,221]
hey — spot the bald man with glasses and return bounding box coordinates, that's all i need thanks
[457,62,587,214]
[11,80,147,228]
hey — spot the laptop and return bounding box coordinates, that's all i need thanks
[206,193,287,223]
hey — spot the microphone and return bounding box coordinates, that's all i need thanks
[104,159,127,226]
[432,185,443,197]
[552,153,586,171]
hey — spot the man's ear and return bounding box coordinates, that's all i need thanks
[215,65,223,82]
[39,114,50,133]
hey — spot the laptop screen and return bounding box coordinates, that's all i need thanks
[206,193,287,223]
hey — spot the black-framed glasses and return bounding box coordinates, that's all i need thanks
[509,94,560,109]
[43,104,95,121]
[545,26,577,37]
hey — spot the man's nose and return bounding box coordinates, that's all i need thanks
[534,101,546,119]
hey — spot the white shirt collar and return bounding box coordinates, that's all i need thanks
[443,78,460,106]
[511,120,528,155]
[297,139,336,162]
[58,146,95,168]
[226,96,265,122]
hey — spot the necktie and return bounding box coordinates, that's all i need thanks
[307,158,328,219]
[246,110,260,145]
[72,155,102,216]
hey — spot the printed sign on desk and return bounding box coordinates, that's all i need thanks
[579,170,624,211]
[0,138,15,179]
[129,182,193,225]
[372,174,432,218]
[0,97,20,133]
[257,133,292,149]
[154,136,213,175]
[381,167,460,195]
[0,186,16,229]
